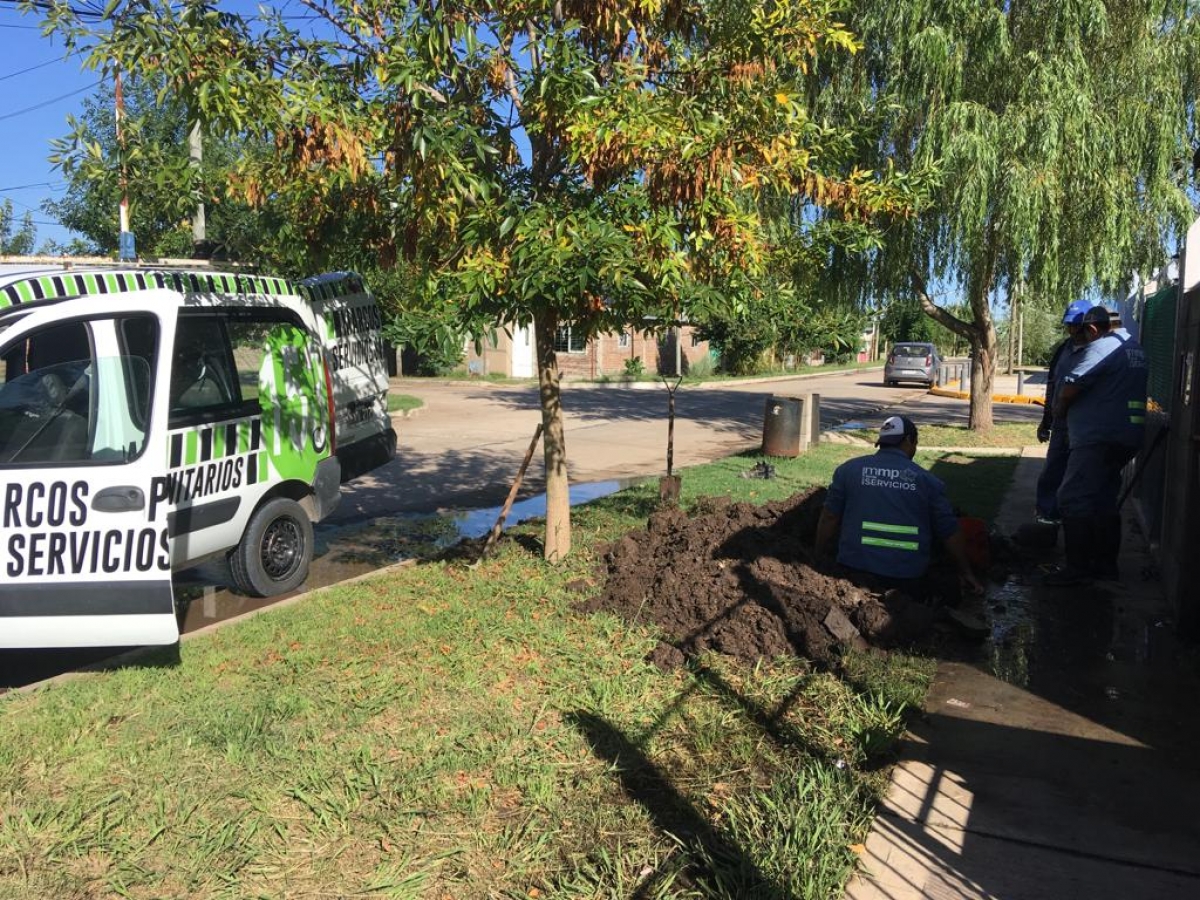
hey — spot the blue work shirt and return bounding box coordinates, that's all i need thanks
[1062,330,1148,450]
[1046,338,1084,424]
[824,447,960,579]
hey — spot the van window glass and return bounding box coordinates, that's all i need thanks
[0,318,152,465]
[169,315,241,422]
[118,315,158,431]
[226,320,277,405]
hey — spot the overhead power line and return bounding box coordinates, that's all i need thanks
[0,82,98,122]
[0,181,65,191]
[1,53,81,82]
[0,0,107,21]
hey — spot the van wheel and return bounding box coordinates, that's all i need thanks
[229,498,313,597]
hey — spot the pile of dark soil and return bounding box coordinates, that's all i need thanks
[581,488,941,670]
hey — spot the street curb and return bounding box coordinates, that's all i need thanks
[388,366,887,392]
[574,365,887,391]
[929,384,1045,406]
[919,446,1025,456]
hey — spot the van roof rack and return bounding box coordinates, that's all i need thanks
[0,255,255,271]
[0,263,367,312]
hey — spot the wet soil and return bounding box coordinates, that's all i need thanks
[582,488,949,670]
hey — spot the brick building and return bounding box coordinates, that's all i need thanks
[465,322,713,379]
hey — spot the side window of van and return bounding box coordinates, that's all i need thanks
[118,315,157,432]
[0,316,156,466]
[169,309,311,426]
[169,315,241,423]
[225,310,313,404]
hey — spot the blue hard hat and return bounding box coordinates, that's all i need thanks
[1062,300,1091,325]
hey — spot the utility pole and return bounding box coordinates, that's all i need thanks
[115,69,136,261]
[1006,286,1018,374]
[1017,310,1024,370]
[189,121,207,255]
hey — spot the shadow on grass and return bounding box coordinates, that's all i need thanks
[0,642,181,690]
[566,708,797,900]
[926,454,1020,523]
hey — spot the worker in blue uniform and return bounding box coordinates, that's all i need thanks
[1034,299,1092,523]
[1046,305,1148,585]
[815,415,983,596]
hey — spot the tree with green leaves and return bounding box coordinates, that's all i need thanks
[36,0,917,560]
[44,74,275,261]
[0,201,38,256]
[824,0,1198,429]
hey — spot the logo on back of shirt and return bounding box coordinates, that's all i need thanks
[861,466,918,491]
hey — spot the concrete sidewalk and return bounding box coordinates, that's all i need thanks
[845,446,1200,899]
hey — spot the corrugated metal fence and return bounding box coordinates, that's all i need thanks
[1130,285,1176,545]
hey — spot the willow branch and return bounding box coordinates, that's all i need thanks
[911,269,975,340]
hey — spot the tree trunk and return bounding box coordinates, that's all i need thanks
[965,260,998,432]
[534,309,571,561]
[968,333,997,431]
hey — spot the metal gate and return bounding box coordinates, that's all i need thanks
[1164,226,1200,634]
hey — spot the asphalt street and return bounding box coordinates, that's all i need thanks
[331,367,1041,524]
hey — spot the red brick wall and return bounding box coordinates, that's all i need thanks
[555,326,711,378]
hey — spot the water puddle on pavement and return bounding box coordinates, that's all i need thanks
[981,575,1037,688]
[175,478,640,634]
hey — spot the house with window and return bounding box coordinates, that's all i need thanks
[464,322,713,379]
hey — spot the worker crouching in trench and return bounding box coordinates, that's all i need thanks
[814,415,984,603]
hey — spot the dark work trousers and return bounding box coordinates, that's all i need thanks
[1057,443,1137,576]
[1057,443,1136,519]
[1035,422,1070,519]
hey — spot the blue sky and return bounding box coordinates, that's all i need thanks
[1,2,99,248]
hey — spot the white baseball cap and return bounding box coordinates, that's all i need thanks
[876,415,918,446]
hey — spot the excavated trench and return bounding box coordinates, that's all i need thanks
[582,488,964,671]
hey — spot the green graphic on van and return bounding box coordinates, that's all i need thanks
[260,325,330,480]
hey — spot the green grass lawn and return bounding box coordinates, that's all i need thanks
[921,452,1020,522]
[846,421,1039,449]
[387,393,424,413]
[0,445,1016,900]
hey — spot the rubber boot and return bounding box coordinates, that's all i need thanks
[1094,514,1122,581]
[1043,517,1093,587]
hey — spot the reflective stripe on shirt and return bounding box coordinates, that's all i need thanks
[861,521,920,551]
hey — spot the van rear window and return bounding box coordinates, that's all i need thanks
[894,344,931,357]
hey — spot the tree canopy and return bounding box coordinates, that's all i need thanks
[0,201,39,256]
[823,0,1200,428]
[34,0,918,558]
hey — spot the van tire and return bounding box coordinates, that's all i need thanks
[229,498,314,597]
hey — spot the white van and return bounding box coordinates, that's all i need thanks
[0,264,396,649]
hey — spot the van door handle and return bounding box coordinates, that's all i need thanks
[92,486,145,512]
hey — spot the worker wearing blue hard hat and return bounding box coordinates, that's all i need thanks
[1033,299,1092,524]
[1045,305,1148,586]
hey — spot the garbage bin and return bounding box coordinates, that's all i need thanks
[762,395,803,457]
